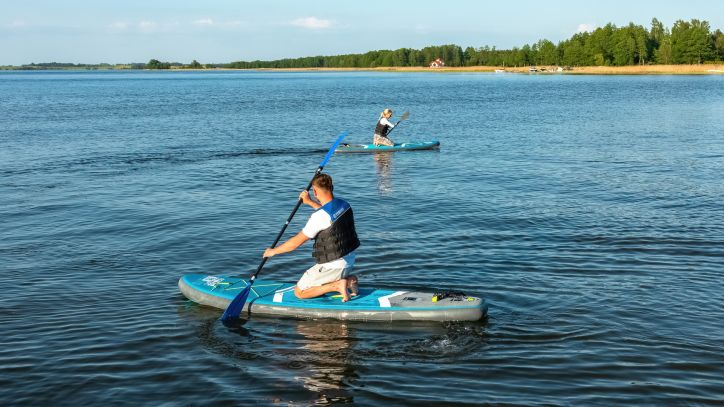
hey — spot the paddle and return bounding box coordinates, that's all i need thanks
[385,111,410,138]
[220,131,349,325]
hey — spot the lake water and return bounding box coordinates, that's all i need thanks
[1,70,723,406]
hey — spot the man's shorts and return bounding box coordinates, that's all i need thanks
[296,263,352,291]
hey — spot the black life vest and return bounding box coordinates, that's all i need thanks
[375,119,391,137]
[312,198,361,264]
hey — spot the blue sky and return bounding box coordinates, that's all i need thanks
[1,0,722,65]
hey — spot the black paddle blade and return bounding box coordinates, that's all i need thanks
[220,285,251,326]
[400,111,410,121]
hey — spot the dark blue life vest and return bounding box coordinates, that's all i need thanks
[375,119,391,137]
[312,198,361,264]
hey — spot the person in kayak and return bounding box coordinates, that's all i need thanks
[263,174,360,302]
[373,108,396,146]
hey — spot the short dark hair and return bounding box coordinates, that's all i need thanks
[312,173,333,192]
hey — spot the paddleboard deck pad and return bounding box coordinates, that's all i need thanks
[336,140,440,153]
[179,274,487,322]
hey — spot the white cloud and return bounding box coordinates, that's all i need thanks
[291,17,332,30]
[138,20,158,32]
[193,18,214,26]
[107,18,240,34]
[8,20,27,28]
[108,21,128,31]
[191,18,247,30]
[576,23,596,33]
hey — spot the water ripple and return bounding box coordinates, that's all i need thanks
[2,71,724,405]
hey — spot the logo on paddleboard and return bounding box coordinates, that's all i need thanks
[202,276,224,287]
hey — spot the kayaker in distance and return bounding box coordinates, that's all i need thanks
[263,174,360,302]
[373,108,396,146]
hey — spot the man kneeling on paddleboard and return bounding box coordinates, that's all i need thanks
[263,174,360,302]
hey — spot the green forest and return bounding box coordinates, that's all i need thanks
[5,18,723,70]
[225,18,723,69]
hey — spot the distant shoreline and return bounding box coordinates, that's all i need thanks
[2,64,723,75]
[247,64,724,75]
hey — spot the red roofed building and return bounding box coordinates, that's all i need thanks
[429,58,445,68]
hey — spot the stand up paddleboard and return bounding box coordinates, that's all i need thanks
[335,140,440,153]
[180,274,487,322]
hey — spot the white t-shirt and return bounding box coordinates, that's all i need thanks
[303,208,356,268]
[379,117,395,129]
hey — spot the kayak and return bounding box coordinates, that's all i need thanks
[179,273,487,322]
[335,140,440,153]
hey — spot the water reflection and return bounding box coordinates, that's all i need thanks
[374,152,393,195]
[189,311,357,404]
[293,320,356,404]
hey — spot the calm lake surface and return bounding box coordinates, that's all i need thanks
[1,70,723,406]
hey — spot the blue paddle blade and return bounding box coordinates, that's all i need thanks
[319,131,348,168]
[220,285,251,325]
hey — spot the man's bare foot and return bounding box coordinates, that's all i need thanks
[347,275,359,297]
[334,279,350,302]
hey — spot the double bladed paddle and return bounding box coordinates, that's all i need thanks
[221,131,349,325]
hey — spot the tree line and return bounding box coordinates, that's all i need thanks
[8,18,722,70]
[144,59,203,69]
[223,18,723,69]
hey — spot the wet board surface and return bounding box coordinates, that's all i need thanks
[179,273,486,321]
[335,140,440,153]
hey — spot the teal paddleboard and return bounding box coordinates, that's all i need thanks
[335,140,440,153]
[179,273,486,322]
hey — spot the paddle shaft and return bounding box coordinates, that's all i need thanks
[251,169,320,280]
[249,131,347,281]
[383,111,409,138]
[220,131,347,324]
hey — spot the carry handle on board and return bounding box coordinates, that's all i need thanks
[220,130,349,325]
